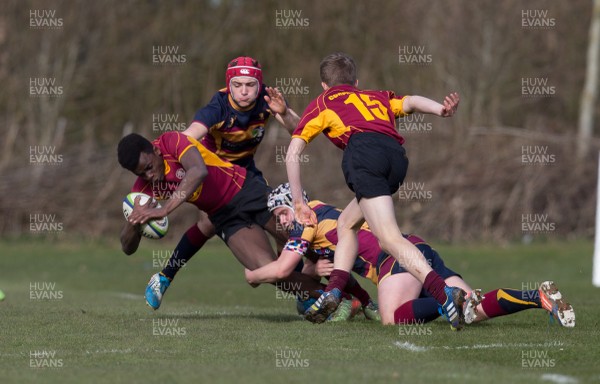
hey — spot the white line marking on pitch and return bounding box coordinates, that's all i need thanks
[85,348,133,354]
[394,340,566,352]
[110,292,143,300]
[541,373,579,384]
[394,342,429,352]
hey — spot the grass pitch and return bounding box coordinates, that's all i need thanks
[0,238,598,383]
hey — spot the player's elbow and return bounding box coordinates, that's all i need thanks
[121,244,137,256]
[275,268,293,281]
[120,237,139,255]
[190,166,208,185]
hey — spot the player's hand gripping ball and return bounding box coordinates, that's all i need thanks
[122,192,169,239]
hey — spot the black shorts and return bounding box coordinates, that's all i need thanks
[209,173,272,243]
[234,158,271,190]
[341,132,408,201]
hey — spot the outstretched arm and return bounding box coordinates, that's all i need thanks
[245,250,303,284]
[285,137,316,226]
[402,92,460,117]
[183,121,209,141]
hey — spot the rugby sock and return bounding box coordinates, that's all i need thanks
[393,298,440,324]
[325,269,350,293]
[322,277,352,300]
[422,271,450,305]
[161,225,210,280]
[344,275,371,306]
[480,289,541,318]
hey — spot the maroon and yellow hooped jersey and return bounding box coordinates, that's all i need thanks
[293,84,409,149]
[131,132,246,215]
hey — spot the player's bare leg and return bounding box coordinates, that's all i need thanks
[304,198,365,323]
[359,195,466,330]
[333,198,364,272]
[378,273,423,325]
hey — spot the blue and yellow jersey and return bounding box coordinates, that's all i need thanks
[193,85,272,167]
[284,200,380,283]
[284,200,433,285]
[292,84,409,149]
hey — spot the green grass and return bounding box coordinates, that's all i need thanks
[1,238,598,384]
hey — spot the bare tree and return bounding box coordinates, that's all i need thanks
[578,0,600,159]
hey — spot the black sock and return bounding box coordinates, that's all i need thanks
[161,225,209,280]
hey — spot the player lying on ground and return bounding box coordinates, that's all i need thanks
[117,132,322,308]
[244,184,381,322]
[142,56,301,309]
[285,52,466,329]
[244,184,575,328]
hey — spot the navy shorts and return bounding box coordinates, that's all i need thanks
[209,172,273,243]
[376,242,460,287]
[341,132,408,201]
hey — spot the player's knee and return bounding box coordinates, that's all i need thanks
[196,219,215,237]
[337,215,362,231]
[377,237,397,256]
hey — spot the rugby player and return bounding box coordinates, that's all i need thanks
[285,52,466,329]
[118,132,322,307]
[245,184,575,328]
[144,57,301,309]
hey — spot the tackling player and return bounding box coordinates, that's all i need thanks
[285,52,466,329]
[144,56,301,309]
[118,132,322,307]
[245,184,575,328]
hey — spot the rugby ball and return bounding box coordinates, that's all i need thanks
[122,192,169,239]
